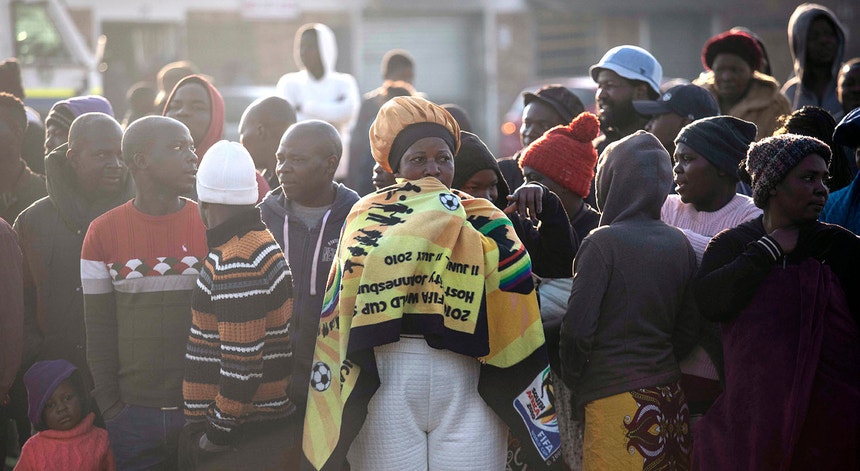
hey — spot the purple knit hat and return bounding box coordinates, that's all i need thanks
[45,95,114,130]
[745,133,831,208]
[24,359,78,430]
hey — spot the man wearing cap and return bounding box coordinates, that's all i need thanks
[498,85,584,191]
[590,45,663,154]
[634,84,720,156]
[180,140,297,469]
[821,107,860,233]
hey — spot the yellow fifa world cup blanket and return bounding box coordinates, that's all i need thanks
[301,177,563,470]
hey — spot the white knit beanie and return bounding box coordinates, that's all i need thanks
[196,140,258,205]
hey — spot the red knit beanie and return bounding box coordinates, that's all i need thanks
[519,112,599,198]
[702,30,763,72]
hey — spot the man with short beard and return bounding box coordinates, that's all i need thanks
[585,46,662,207]
[590,45,663,155]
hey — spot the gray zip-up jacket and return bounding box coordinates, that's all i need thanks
[259,183,359,409]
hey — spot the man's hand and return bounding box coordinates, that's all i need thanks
[505,184,544,223]
[102,400,126,421]
[199,434,231,453]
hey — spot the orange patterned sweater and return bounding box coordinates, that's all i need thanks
[183,208,294,445]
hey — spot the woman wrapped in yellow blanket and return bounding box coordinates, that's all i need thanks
[301,96,562,471]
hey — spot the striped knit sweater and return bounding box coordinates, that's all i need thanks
[183,208,294,446]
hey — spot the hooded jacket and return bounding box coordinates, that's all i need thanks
[162,75,225,163]
[559,131,700,407]
[782,4,846,120]
[275,24,359,132]
[275,24,360,181]
[161,75,273,202]
[13,143,134,375]
[694,71,791,139]
[258,183,359,409]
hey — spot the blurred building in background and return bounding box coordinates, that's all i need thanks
[60,0,858,154]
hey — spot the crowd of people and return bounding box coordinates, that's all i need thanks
[1,3,859,470]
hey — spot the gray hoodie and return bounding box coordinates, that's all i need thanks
[782,3,846,119]
[559,131,700,406]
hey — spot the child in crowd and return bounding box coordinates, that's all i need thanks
[16,359,115,470]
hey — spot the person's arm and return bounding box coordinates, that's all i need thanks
[559,237,609,389]
[693,228,786,322]
[301,75,361,129]
[676,229,711,265]
[102,447,117,471]
[807,225,860,324]
[80,228,122,418]
[672,246,702,361]
[275,75,293,105]
[0,222,23,400]
[12,213,43,366]
[508,184,577,277]
[13,440,36,471]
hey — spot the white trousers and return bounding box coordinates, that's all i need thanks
[347,337,507,471]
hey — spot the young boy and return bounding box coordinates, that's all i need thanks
[17,359,115,470]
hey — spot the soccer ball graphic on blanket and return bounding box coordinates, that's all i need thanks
[310,362,333,392]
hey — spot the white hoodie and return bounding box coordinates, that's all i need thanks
[276,24,360,179]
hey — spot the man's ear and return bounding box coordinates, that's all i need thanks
[325,154,339,175]
[633,83,650,100]
[66,147,79,170]
[132,151,148,170]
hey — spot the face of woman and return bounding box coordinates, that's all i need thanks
[672,142,728,212]
[767,153,829,226]
[712,53,753,105]
[394,137,455,188]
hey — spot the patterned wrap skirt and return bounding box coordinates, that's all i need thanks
[583,381,690,471]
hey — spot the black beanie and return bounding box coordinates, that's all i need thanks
[453,131,510,209]
[675,116,757,180]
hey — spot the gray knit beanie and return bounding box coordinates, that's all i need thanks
[675,116,757,180]
[745,134,831,208]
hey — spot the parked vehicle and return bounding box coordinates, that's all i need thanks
[498,76,597,158]
[0,0,103,116]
